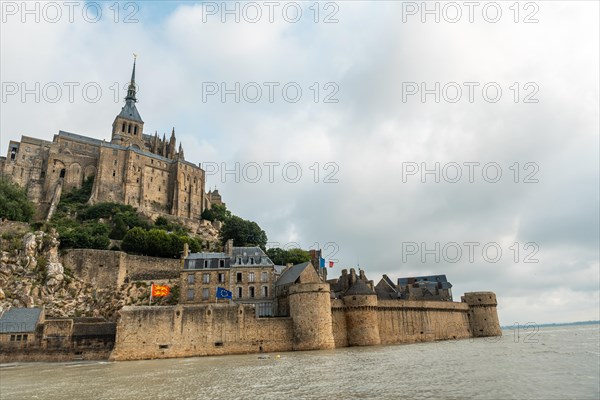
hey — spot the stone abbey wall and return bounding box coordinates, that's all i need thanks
[62,249,181,289]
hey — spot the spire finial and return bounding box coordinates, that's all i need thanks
[125,54,137,103]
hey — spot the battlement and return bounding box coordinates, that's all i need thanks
[461,292,498,307]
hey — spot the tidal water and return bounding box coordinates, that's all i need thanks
[1,324,598,400]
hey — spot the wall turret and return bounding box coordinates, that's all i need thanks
[342,269,381,346]
[288,282,335,351]
[461,292,502,338]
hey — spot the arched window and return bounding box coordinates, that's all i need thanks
[134,126,138,135]
[122,122,125,132]
[128,124,131,134]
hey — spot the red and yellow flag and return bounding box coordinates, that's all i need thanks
[151,284,170,297]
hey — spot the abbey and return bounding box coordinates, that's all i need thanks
[0,58,217,221]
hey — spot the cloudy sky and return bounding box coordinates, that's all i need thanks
[1,1,598,325]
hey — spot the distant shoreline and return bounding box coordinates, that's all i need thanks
[501,321,599,329]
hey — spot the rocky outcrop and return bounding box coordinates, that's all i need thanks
[0,223,178,320]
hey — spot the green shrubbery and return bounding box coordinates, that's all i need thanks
[0,178,35,222]
[266,247,311,265]
[121,227,201,258]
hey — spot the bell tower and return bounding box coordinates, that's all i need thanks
[112,55,145,148]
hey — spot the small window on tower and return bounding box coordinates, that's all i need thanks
[134,126,138,135]
[122,123,125,132]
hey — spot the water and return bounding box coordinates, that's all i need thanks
[1,324,598,400]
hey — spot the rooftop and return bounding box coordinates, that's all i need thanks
[0,307,43,334]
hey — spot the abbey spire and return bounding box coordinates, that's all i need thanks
[125,55,138,103]
[111,55,145,146]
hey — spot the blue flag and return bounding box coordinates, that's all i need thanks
[319,257,325,269]
[216,287,233,299]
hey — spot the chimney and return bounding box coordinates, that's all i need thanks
[225,239,234,256]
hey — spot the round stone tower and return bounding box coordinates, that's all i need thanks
[462,292,502,337]
[288,282,335,351]
[343,280,381,346]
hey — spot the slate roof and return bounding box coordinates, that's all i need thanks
[117,101,143,123]
[72,322,116,337]
[185,247,274,268]
[345,280,375,296]
[187,252,228,260]
[58,130,103,146]
[275,262,311,286]
[398,274,451,287]
[0,308,43,333]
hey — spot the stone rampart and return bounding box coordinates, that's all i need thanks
[110,304,294,361]
[61,249,181,289]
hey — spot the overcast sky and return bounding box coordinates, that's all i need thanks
[1,1,598,325]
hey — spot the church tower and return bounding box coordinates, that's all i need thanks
[111,56,145,148]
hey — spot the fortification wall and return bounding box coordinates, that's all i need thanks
[62,249,124,288]
[122,254,181,281]
[331,299,348,347]
[110,304,294,361]
[61,249,181,289]
[376,300,471,344]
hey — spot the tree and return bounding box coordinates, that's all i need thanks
[266,247,311,265]
[201,204,231,222]
[0,179,35,222]
[121,227,148,255]
[220,215,267,248]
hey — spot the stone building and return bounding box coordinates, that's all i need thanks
[0,57,215,221]
[181,240,276,316]
[0,308,115,361]
[0,307,44,347]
